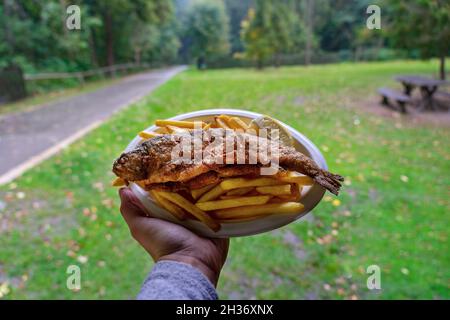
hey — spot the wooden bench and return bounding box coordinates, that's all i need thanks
[378,87,412,113]
[435,91,450,110]
[435,91,450,100]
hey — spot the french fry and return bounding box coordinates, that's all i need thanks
[219,195,241,200]
[217,216,262,223]
[157,126,170,134]
[220,177,284,191]
[155,119,206,129]
[215,117,230,129]
[196,195,271,211]
[217,114,232,121]
[256,184,292,196]
[276,184,302,202]
[191,183,218,200]
[197,184,226,202]
[150,191,187,220]
[203,123,212,130]
[158,191,220,231]
[213,202,304,220]
[138,131,160,139]
[229,117,249,130]
[217,115,239,129]
[248,121,260,134]
[166,125,190,133]
[112,177,127,187]
[278,171,314,185]
[226,187,254,196]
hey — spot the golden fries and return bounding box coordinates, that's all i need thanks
[220,177,284,191]
[278,171,314,185]
[150,191,187,220]
[215,117,230,129]
[191,183,218,200]
[226,187,254,196]
[138,131,160,139]
[215,115,249,130]
[216,115,238,129]
[112,177,127,187]
[213,202,304,220]
[219,195,241,200]
[166,125,190,133]
[217,216,262,223]
[229,117,249,130]
[157,191,220,231]
[155,119,206,129]
[197,184,226,202]
[256,184,292,196]
[196,195,271,211]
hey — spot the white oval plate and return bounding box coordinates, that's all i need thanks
[124,109,327,238]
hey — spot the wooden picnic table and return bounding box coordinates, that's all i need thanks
[395,75,449,111]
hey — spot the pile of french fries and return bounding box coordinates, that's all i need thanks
[112,115,314,232]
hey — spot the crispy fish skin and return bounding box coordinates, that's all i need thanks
[148,165,262,192]
[113,129,344,195]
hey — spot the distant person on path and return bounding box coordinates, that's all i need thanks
[197,56,206,70]
[119,188,229,300]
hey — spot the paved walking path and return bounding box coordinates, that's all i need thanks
[0,66,186,184]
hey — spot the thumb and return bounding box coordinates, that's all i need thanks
[119,188,148,228]
[119,187,167,240]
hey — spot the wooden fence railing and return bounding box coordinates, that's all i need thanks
[24,63,151,82]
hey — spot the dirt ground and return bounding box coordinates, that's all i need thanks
[349,93,450,128]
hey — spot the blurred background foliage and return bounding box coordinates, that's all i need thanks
[1,0,448,74]
[0,0,448,97]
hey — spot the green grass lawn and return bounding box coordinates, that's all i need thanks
[0,60,448,299]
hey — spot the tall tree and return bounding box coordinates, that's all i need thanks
[240,2,273,69]
[388,0,450,79]
[185,0,230,68]
[1,0,97,71]
[270,0,298,67]
[88,0,173,67]
[224,0,253,53]
[315,0,373,53]
[241,0,298,69]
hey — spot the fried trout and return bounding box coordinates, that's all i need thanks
[113,129,343,195]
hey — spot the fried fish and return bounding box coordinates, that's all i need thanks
[113,129,343,195]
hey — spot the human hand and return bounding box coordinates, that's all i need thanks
[119,188,229,286]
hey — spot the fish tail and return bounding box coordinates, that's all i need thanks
[314,170,344,195]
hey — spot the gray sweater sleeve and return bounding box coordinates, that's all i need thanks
[137,260,218,300]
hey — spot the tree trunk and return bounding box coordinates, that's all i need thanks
[439,54,446,80]
[104,11,115,69]
[88,28,99,68]
[3,0,13,52]
[354,46,362,61]
[274,54,281,68]
[60,0,67,35]
[134,48,141,65]
[304,0,314,66]
[197,56,205,70]
[256,58,263,70]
